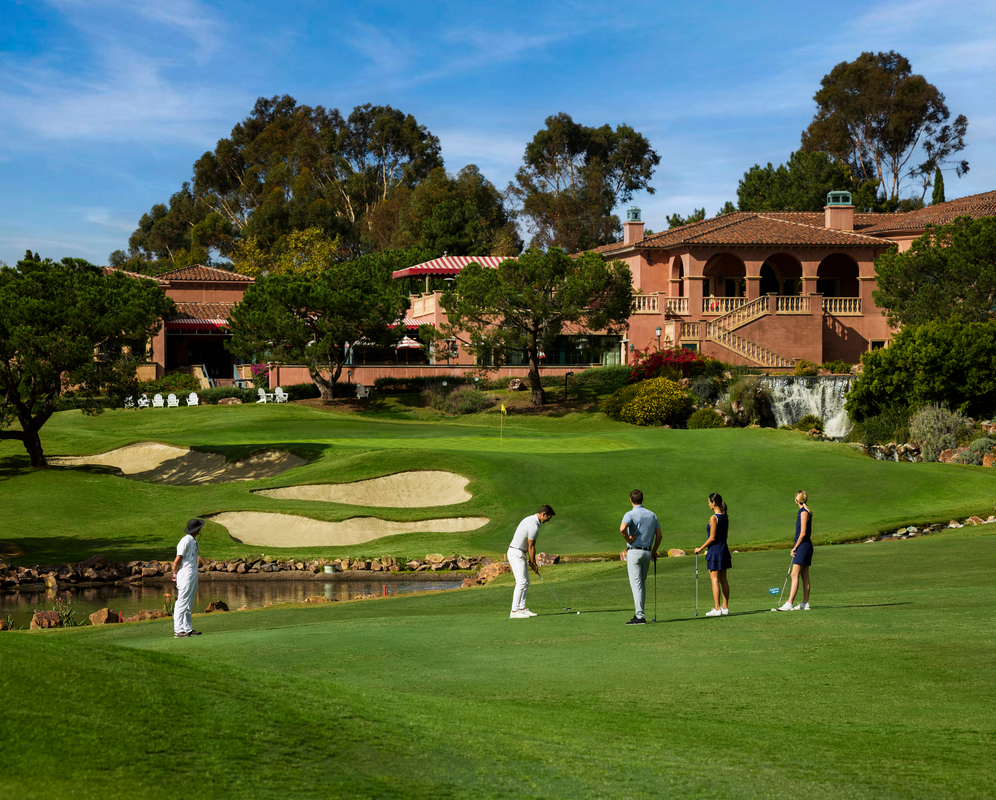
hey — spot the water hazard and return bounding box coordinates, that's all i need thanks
[0,579,462,629]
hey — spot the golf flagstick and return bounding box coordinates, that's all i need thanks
[694,552,699,617]
[500,404,506,445]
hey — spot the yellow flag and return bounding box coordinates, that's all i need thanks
[500,404,507,415]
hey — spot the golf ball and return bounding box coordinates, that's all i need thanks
[576,611,580,615]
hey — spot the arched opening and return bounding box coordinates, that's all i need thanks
[762,253,803,295]
[703,253,746,299]
[817,254,860,297]
[669,255,685,297]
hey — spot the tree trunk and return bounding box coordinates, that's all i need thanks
[309,365,338,400]
[15,425,48,468]
[527,358,546,406]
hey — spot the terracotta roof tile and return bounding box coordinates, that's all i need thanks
[157,264,252,282]
[103,267,169,285]
[167,302,237,323]
[861,191,996,234]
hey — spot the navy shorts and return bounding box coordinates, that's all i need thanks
[793,541,813,567]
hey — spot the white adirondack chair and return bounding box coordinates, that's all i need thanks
[152,393,165,408]
[186,392,199,406]
[124,396,135,409]
[257,387,274,404]
[137,394,150,409]
[274,387,289,403]
[166,393,180,408]
[355,383,369,399]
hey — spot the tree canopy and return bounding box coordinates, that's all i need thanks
[507,113,660,253]
[872,216,996,328]
[800,51,968,201]
[440,248,633,405]
[226,249,416,399]
[120,96,443,271]
[0,256,174,467]
[737,150,878,213]
[845,320,996,421]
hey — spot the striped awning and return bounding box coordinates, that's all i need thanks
[399,318,434,329]
[392,255,514,279]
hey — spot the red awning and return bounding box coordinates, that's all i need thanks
[392,255,514,279]
[166,318,227,331]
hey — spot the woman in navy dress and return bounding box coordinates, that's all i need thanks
[781,490,813,611]
[694,492,732,617]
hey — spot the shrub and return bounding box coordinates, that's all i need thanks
[600,384,643,421]
[795,414,824,433]
[280,382,322,401]
[629,347,708,383]
[198,386,258,405]
[441,385,498,415]
[909,405,973,462]
[687,408,726,429]
[618,378,690,426]
[821,359,852,374]
[140,374,201,394]
[844,410,911,446]
[969,437,995,455]
[375,376,468,393]
[572,365,631,388]
[689,374,721,404]
[951,450,982,466]
[794,359,819,377]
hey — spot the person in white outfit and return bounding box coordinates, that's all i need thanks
[172,518,204,637]
[507,505,555,618]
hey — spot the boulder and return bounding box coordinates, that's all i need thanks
[0,618,10,631]
[140,566,160,578]
[43,573,59,590]
[305,596,332,603]
[984,453,996,468]
[460,577,479,588]
[218,397,242,405]
[237,605,249,611]
[968,516,984,526]
[476,562,511,583]
[370,560,383,571]
[536,553,559,567]
[204,601,229,613]
[667,549,686,557]
[456,558,472,570]
[89,608,122,625]
[405,560,422,570]
[79,555,109,569]
[424,553,446,564]
[30,610,62,629]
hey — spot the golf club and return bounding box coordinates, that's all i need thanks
[770,553,795,611]
[537,571,575,613]
[694,552,699,617]
[652,556,657,622]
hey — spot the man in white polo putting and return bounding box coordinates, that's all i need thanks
[507,504,555,618]
[620,489,662,625]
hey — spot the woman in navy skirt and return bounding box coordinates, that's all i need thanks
[780,490,813,611]
[694,492,732,617]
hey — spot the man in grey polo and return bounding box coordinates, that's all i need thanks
[507,504,556,618]
[620,489,662,625]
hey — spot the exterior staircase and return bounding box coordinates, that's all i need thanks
[694,296,796,368]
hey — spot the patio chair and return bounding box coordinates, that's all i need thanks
[124,396,135,409]
[166,393,180,408]
[355,383,369,399]
[257,387,274,404]
[137,394,150,409]
[152,393,165,408]
[186,392,199,406]
[274,387,289,403]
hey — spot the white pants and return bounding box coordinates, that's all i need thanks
[173,574,198,634]
[508,548,529,612]
[627,549,651,619]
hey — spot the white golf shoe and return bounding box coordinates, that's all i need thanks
[796,602,811,610]
[777,601,796,611]
[720,607,729,615]
[519,608,538,617]
[705,608,723,617]
[509,610,531,619]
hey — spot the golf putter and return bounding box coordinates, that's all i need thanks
[537,571,574,613]
[694,552,699,617]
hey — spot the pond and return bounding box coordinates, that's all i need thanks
[0,578,463,630]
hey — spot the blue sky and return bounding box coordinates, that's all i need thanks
[1,0,993,267]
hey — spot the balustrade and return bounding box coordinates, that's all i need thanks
[822,297,862,315]
[775,296,810,313]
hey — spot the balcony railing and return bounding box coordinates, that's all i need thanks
[663,297,688,314]
[823,297,862,315]
[776,296,810,313]
[634,294,659,313]
[703,297,748,314]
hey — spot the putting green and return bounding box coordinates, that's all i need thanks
[313,435,634,453]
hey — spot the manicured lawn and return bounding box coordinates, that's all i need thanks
[1,529,993,799]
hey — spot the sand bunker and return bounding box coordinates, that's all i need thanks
[49,443,305,485]
[256,470,471,507]
[212,511,489,547]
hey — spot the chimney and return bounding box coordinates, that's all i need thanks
[623,206,644,244]
[825,190,854,231]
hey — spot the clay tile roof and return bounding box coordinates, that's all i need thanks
[167,302,237,324]
[860,191,996,234]
[591,212,892,254]
[156,264,252,282]
[102,267,169,285]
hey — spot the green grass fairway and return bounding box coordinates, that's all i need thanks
[1,404,994,563]
[2,529,993,799]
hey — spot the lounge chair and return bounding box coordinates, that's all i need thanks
[274,387,289,403]
[257,387,274,404]
[355,384,369,399]
[166,393,180,408]
[124,396,135,409]
[137,394,149,409]
[152,393,165,408]
[186,392,199,406]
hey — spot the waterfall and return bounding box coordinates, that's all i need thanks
[761,376,854,438]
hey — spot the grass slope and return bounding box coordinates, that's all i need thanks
[1,404,994,563]
[1,530,993,799]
